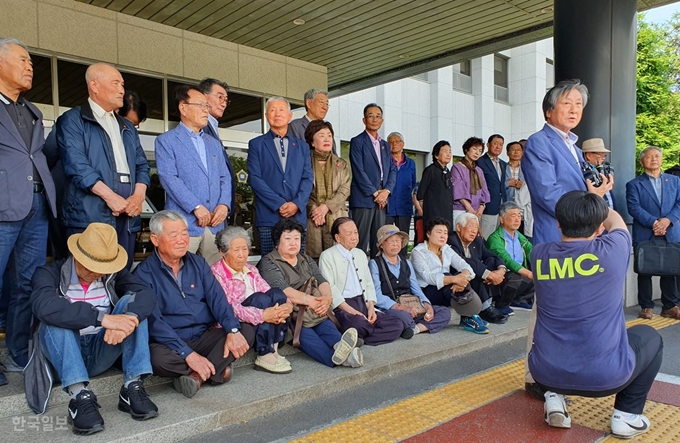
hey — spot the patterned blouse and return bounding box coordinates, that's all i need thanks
[210,260,272,325]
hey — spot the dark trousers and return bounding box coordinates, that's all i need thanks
[149,323,255,384]
[352,206,386,256]
[381,304,451,334]
[537,325,663,414]
[496,272,535,308]
[637,274,678,311]
[386,215,412,257]
[241,289,289,356]
[334,295,402,346]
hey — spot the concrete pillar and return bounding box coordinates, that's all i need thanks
[472,55,495,140]
[553,0,637,220]
[429,67,454,157]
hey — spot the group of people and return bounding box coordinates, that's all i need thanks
[0,34,673,440]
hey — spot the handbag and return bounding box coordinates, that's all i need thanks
[291,277,340,348]
[634,237,680,276]
[377,256,427,316]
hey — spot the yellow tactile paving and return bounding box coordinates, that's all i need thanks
[292,319,679,443]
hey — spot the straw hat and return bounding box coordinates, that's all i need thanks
[67,223,128,274]
[581,138,610,153]
[376,224,409,252]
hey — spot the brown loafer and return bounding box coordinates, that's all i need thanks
[639,308,654,320]
[172,371,202,398]
[660,305,680,320]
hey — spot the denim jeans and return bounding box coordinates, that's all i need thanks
[40,294,152,392]
[0,193,48,364]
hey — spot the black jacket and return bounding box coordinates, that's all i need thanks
[448,233,504,303]
[31,257,156,330]
[666,164,680,178]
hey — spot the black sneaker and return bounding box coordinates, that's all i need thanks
[479,306,508,324]
[67,390,105,435]
[118,380,159,421]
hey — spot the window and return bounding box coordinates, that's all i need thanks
[494,54,509,103]
[452,60,472,93]
[546,59,555,90]
[24,54,52,105]
[120,71,163,121]
[57,59,89,110]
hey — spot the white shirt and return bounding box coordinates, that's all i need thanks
[410,242,475,289]
[336,244,363,299]
[89,98,130,174]
[546,123,580,166]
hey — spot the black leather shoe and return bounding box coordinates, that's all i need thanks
[525,382,547,401]
[479,306,508,324]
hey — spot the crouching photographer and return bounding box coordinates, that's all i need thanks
[581,138,616,208]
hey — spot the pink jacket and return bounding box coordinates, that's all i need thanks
[210,260,272,325]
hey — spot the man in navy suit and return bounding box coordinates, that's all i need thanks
[0,38,57,379]
[477,134,508,239]
[522,79,613,245]
[248,97,313,256]
[155,85,231,265]
[626,146,680,321]
[349,104,397,255]
[198,78,236,225]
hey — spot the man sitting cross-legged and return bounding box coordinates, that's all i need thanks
[134,210,255,398]
[31,223,158,435]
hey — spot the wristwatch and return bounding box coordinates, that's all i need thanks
[229,327,239,334]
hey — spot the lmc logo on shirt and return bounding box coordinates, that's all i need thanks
[535,253,601,280]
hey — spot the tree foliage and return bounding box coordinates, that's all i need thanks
[636,14,680,172]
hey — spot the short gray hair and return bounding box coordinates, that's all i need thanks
[499,201,522,218]
[639,145,662,161]
[387,132,404,143]
[0,37,28,56]
[542,79,589,120]
[149,210,187,235]
[455,212,479,228]
[265,96,291,111]
[303,88,327,111]
[215,226,252,254]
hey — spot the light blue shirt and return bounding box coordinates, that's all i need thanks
[369,256,430,310]
[208,114,220,138]
[503,229,524,266]
[180,122,207,171]
[647,173,663,204]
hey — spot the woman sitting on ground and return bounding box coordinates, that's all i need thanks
[257,219,363,368]
[319,217,404,345]
[211,227,293,374]
[410,217,488,334]
[369,224,452,339]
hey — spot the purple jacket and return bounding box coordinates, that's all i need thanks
[451,162,490,212]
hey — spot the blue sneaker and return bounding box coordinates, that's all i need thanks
[510,301,533,311]
[496,306,515,316]
[460,315,489,334]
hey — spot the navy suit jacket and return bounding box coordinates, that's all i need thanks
[522,124,587,244]
[626,173,680,245]
[0,96,56,220]
[155,123,231,236]
[247,131,313,227]
[349,131,396,209]
[477,153,507,215]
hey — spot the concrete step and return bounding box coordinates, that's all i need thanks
[0,310,530,443]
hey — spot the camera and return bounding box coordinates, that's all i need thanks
[581,161,614,187]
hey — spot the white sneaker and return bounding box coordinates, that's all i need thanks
[544,392,571,428]
[611,411,650,439]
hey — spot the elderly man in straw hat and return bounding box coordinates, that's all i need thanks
[581,138,615,209]
[30,223,158,435]
[368,224,451,339]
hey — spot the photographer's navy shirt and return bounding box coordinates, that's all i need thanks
[528,228,635,391]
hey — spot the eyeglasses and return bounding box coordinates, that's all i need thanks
[314,99,330,107]
[210,93,231,106]
[183,102,212,111]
